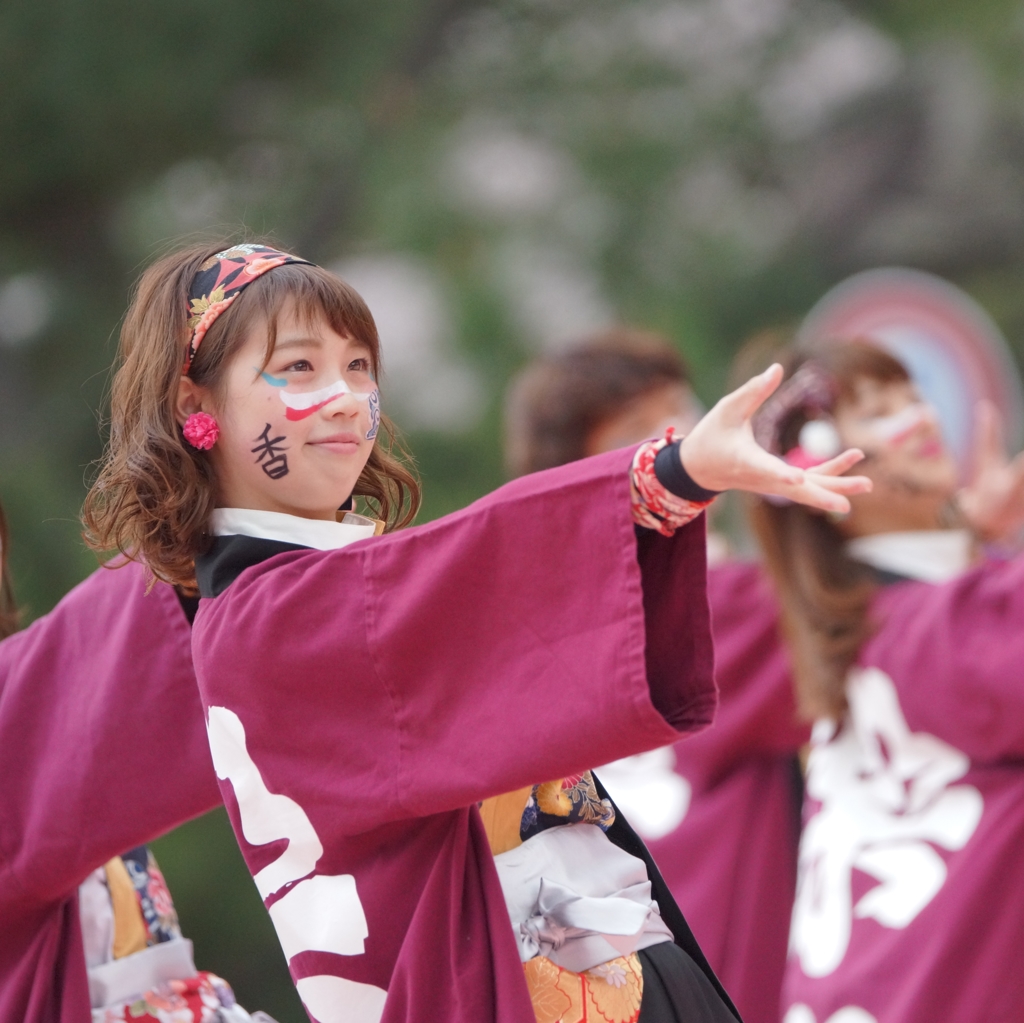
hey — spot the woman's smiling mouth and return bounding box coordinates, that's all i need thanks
[308,432,362,455]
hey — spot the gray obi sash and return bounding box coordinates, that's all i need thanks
[493,822,673,973]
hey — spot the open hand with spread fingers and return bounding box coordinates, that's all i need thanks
[957,400,1024,542]
[679,364,872,513]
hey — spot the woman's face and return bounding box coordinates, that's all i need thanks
[189,301,379,520]
[833,376,959,535]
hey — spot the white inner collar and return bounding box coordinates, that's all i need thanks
[846,529,974,585]
[210,507,377,551]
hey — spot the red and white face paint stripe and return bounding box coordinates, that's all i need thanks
[865,403,932,446]
[276,378,375,422]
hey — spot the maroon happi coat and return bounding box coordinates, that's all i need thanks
[191,447,719,1023]
[639,553,1024,1023]
[783,555,1024,1023]
[0,563,220,1023]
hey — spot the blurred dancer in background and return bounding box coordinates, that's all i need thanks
[506,328,1024,1023]
[506,329,807,1023]
[0,502,262,1022]
[750,340,1024,1023]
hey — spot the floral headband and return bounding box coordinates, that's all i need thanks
[184,244,314,372]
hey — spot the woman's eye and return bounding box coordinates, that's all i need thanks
[348,357,371,373]
[285,359,313,373]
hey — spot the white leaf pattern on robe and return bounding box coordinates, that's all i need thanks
[206,706,387,1023]
[789,668,983,979]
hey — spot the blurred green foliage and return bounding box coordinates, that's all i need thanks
[5,0,1024,1018]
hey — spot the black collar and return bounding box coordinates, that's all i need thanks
[872,567,913,587]
[196,535,308,598]
[197,497,356,598]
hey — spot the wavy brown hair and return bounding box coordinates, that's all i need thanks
[0,501,19,638]
[83,241,420,591]
[748,341,910,720]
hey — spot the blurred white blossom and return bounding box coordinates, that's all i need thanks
[442,118,576,219]
[0,274,54,347]
[492,237,614,352]
[332,254,486,433]
[760,22,903,139]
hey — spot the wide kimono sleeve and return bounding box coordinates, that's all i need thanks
[0,562,220,1023]
[193,444,715,833]
[865,554,1024,762]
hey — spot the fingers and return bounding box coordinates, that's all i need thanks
[806,448,865,477]
[738,443,805,489]
[714,364,784,424]
[972,400,1004,475]
[772,472,871,513]
[747,462,871,512]
[793,483,852,515]
[804,473,873,496]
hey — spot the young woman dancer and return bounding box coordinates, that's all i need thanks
[746,341,1024,1023]
[82,242,869,1023]
[0,506,257,1021]
[505,332,807,1023]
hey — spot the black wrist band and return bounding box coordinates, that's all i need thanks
[654,440,721,503]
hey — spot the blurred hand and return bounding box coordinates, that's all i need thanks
[957,400,1024,542]
[679,364,872,514]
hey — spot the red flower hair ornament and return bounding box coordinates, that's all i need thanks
[182,412,220,451]
[183,244,314,373]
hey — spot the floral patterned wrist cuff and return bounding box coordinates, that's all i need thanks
[630,428,715,536]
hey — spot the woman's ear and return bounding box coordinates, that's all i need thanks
[175,374,211,427]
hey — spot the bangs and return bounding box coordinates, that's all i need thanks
[817,339,909,404]
[197,262,382,381]
[774,339,911,453]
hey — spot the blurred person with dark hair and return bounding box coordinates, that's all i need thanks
[0,506,264,1023]
[505,329,807,1023]
[505,328,704,477]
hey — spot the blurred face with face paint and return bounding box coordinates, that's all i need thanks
[834,376,958,537]
[186,301,380,520]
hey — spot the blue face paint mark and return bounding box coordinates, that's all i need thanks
[366,388,381,441]
[258,370,288,387]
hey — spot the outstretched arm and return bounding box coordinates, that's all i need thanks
[680,364,871,514]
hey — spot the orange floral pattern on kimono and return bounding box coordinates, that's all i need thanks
[524,953,644,1023]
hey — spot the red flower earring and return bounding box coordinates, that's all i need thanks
[183,412,220,450]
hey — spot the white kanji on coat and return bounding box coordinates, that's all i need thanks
[206,706,388,1023]
[785,1005,878,1023]
[596,746,692,841]
[790,668,983,978]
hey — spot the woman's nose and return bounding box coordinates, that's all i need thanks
[328,392,361,417]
